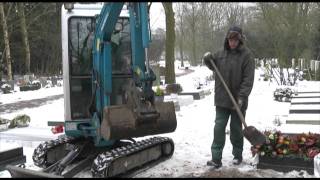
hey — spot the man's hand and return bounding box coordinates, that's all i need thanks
[232,98,243,110]
[203,52,214,71]
[237,98,243,109]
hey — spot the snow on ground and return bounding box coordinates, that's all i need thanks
[135,68,319,178]
[0,86,63,105]
[0,65,319,178]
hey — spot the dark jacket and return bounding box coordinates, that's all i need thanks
[210,32,255,110]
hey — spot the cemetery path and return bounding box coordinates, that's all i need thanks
[0,94,63,115]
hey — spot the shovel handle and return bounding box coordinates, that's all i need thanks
[208,59,248,128]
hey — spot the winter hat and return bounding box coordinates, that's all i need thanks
[224,25,245,50]
[227,26,243,40]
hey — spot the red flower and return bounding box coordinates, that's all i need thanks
[307,147,319,158]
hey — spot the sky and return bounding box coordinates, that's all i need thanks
[149,2,257,31]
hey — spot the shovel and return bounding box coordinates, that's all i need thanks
[206,53,266,146]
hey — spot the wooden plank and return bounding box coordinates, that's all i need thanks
[291,98,320,103]
[289,104,320,113]
[292,93,320,98]
[292,96,320,98]
[289,104,320,110]
[286,119,320,125]
[287,113,320,120]
[289,109,320,114]
[297,91,320,94]
[286,113,320,125]
[291,102,320,105]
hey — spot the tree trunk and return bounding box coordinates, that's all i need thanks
[0,3,12,80]
[18,3,31,74]
[179,38,184,67]
[162,2,176,84]
[191,4,197,66]
[177,3,184,68]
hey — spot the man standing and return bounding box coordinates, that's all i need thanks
[203,26,255,169]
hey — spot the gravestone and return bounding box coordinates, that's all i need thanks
[310,60,315,72]
[165,83,183,94]
[287,91,320,125]
[39,77,48,88]
[291,58,296,69]
[51,76,57,87]
[7,80,14,91]
[23,74,34,83]
[0,80,14,93]
[315,61,320,81]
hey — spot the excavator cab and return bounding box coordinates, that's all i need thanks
[6,3,177,178]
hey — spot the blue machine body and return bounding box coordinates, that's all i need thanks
[64,2,156,147]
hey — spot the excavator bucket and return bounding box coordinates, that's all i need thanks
[101,101,177,140]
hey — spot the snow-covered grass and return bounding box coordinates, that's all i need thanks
[0,64,319,178]
[0,86,63,105]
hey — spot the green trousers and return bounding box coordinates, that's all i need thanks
[211,106,246,161]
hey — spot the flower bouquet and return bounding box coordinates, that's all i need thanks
[251,130,320,160]
[252,130,320,174]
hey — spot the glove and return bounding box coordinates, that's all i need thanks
[203,52,215,71]
[237,98,243,109]
[232,98,243,110]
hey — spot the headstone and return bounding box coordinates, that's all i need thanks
[7,80,14,91]
[292,58,296,69]
[23,74,33,83]
[315,61,320,81]
[51,76,57,87]
[260,59,264,67]
[39,77,48,87]
[298,58,305,70]
[166,83,183,94]
[310,60,315,72]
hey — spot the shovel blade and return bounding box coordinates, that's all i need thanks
[243,126,267,146]
[6,165,63,178]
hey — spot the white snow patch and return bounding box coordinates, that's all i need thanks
[0,65,319,178]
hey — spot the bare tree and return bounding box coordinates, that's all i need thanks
[148,28,165,63]
[258,3,312,68]
[162,2,176,84]
[224,3,245,27]
[17,3,31,74]
[174,3,185,67]
[0,3,12,80]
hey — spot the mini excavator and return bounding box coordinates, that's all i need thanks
[6,2,177,178]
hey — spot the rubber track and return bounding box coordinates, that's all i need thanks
[32,136,173,177]
[91,136,174,178]
[32,136,77,168]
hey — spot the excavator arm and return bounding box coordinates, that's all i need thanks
[92,2,154,114]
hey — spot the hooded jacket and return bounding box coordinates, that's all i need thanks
[210,26,255,110]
